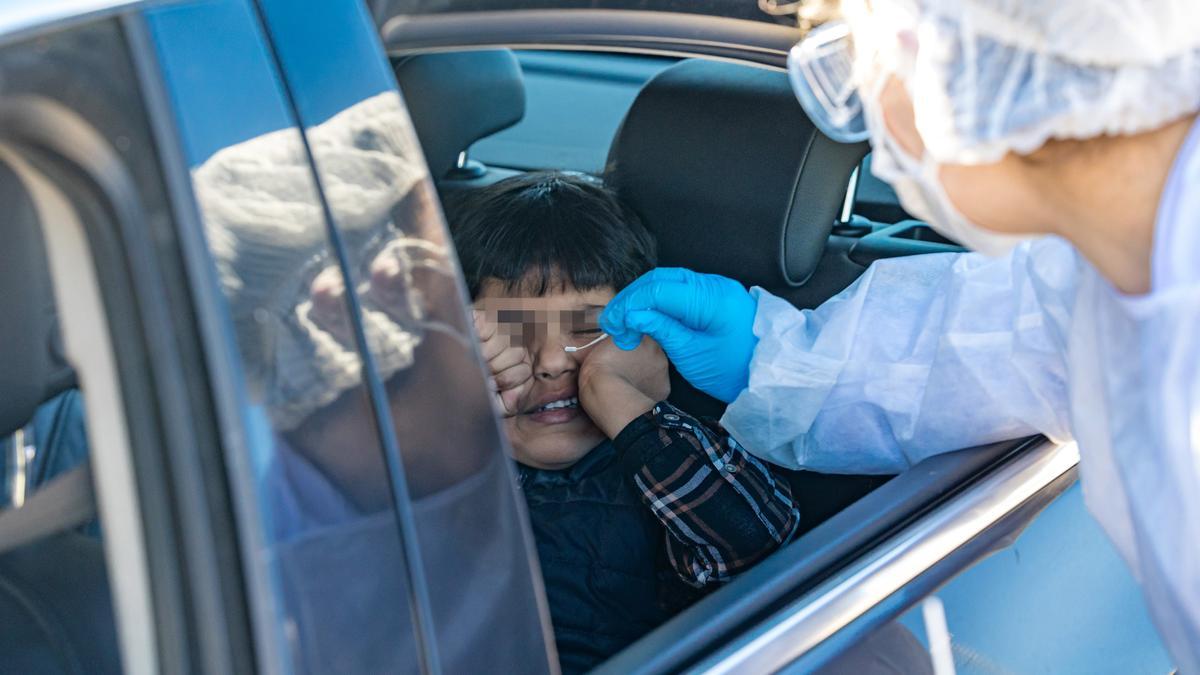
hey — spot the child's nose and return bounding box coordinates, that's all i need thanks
[532,334,577,380]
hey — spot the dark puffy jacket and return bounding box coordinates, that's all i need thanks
[518,440,694,675]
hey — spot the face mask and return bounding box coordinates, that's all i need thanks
[862,76,1032,257]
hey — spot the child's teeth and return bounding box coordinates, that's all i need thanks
[539,397,579,411]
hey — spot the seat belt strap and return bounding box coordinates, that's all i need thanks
[0,461,94,553]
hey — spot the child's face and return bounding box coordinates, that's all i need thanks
[475,278,615,470]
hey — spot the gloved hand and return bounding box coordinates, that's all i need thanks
[599,268,758,403]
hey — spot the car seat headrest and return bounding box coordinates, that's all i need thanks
[393,49,526,180]
[608,59,868,289]
[0,161,65,438]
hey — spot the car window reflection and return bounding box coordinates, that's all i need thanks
[190,99,429,671]
[288,86,552,672]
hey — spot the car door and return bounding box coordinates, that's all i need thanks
[0,1,555,672]
[882,483,1176,675]
[683,441,1175,674]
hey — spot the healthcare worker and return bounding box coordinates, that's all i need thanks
[600,0,1200,670]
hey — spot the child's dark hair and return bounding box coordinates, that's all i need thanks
[447,171,657,298]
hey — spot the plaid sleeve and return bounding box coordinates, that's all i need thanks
[613,401,801,588]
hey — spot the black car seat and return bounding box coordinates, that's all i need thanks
[607,59,887,526]
[393,49,526,199]
[0,161,119,674]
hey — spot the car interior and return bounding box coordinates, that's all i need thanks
[392,47,947,521]
[0,161,120,674]
[391,46,1041,672]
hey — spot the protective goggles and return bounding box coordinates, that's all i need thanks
[786,21,870,143]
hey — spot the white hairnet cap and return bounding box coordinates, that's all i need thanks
[194,91,429,431]
[847,0,1200,163]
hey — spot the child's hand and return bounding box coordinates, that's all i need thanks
[473,310,533,417]
[578,335,671,438]
[580,335,671,402]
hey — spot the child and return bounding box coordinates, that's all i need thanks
[449,171,801,674]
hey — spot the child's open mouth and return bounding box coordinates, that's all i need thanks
[527,396,581,424]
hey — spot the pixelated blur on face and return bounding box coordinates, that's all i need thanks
[475,278,615,469]
[485,307,606,350]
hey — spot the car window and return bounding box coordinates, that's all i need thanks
[253,0,555,671]
[471,50,676,172]
[146,2,430,671]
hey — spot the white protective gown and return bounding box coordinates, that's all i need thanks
[722,123,1200,671]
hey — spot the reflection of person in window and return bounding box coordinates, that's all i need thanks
[190,91,490,517]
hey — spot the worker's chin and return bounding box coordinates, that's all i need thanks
[506,414,606,470]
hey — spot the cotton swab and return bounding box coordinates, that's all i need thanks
[564,333,610,353]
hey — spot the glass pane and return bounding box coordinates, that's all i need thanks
[891,482,1174,673]
[146,2,425,671]
[254,0,554,672]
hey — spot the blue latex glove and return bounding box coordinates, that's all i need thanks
[600,268,758,403]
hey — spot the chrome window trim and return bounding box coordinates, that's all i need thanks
[382,9,800,69]
[692,439,1081,674]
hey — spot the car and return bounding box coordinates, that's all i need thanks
[0,0,1176,673]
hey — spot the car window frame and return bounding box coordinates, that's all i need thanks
[695,438,1078,673]
[381,9,800,69]
[370,0,798,27]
